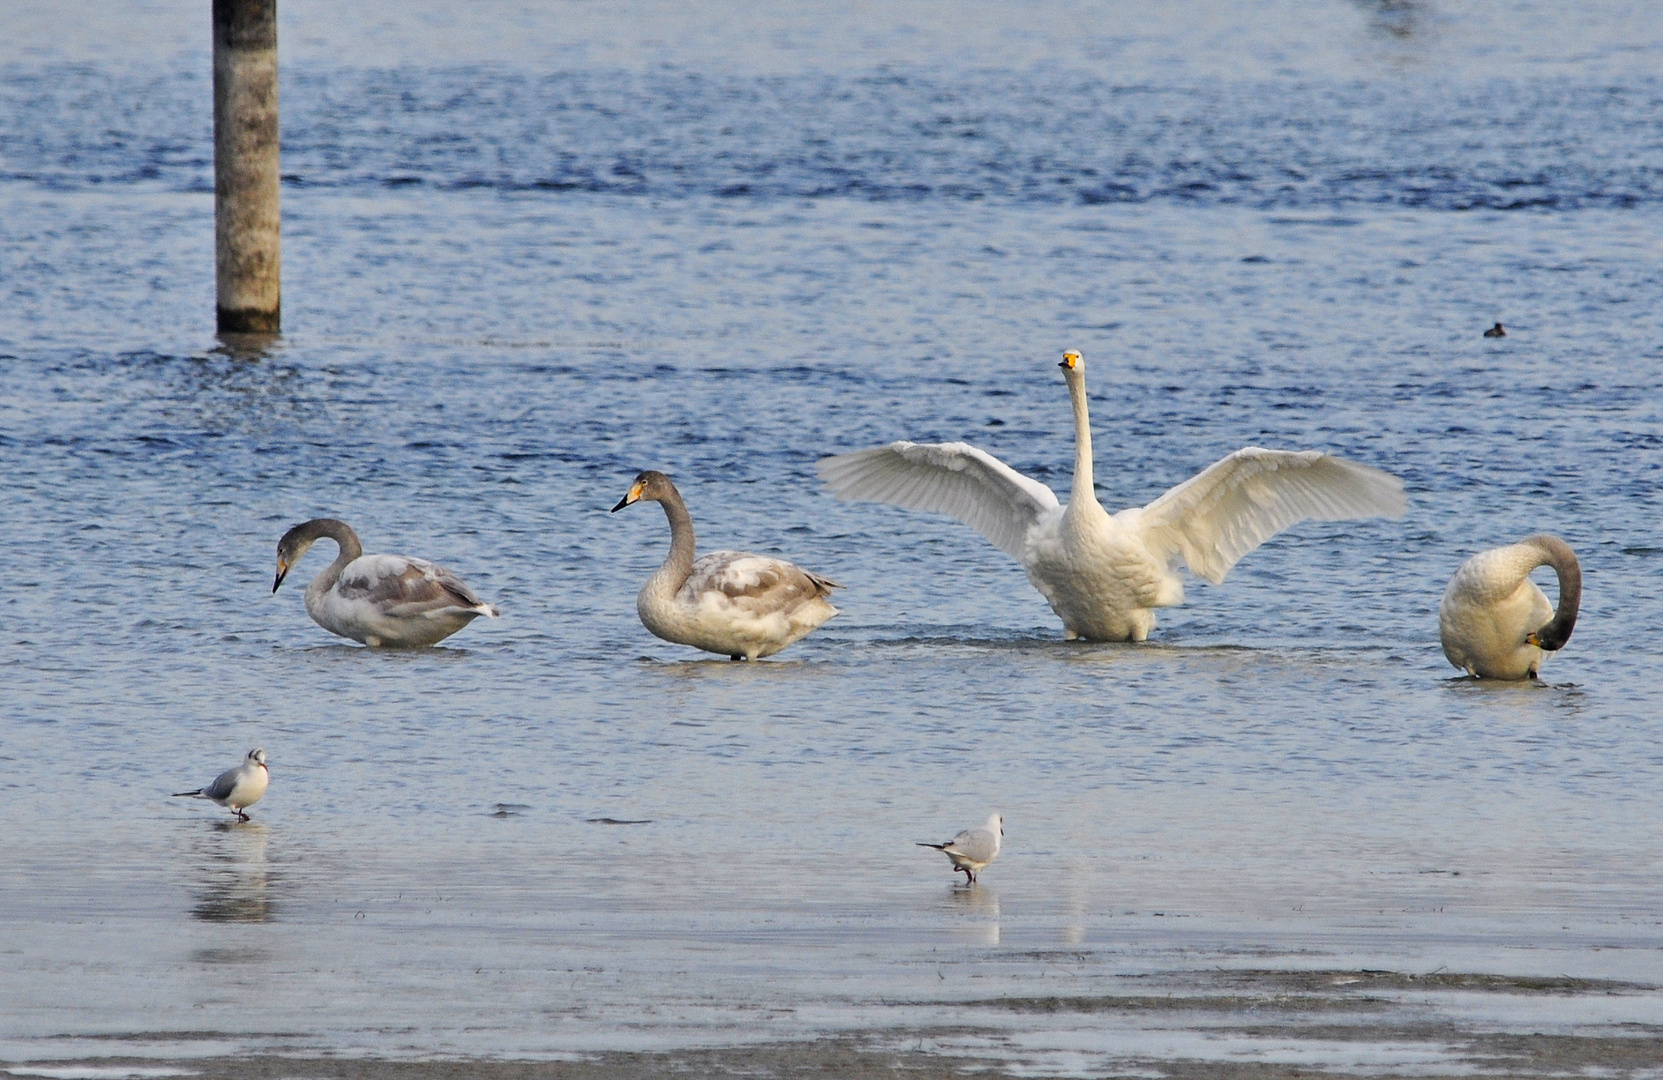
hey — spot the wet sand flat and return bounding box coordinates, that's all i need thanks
[14,967,1663,1080]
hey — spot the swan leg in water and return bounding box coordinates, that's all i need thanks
[273,518,499,647]
[1438,534,1581,680]
[819,350,1407,641]
[917,813,1003,885]
[611,471,841,660]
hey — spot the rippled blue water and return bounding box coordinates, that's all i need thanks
[3,1,1663,1073]
[11,66,1663,211]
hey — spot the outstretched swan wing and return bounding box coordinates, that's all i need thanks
[818,441,1061,560]
[1130,447,1406,584]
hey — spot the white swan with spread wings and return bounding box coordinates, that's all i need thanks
[819,350,1406,641]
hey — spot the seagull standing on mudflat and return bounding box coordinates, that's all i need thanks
[918,812,1003,885]
[173,749,269,822]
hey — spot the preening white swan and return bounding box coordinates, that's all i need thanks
[273,518,499,647]
[611,471,840,660]
[1439,534,1581,680]
[819,350,1407,641]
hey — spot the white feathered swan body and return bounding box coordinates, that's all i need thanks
[273,518,499,647]
[819,350,1407,641]
[612,471,840,660]
[1438,534,1580,680]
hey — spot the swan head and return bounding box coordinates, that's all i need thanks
[1526,622,1574,651]
[273,519,331,593]
[273,544,301,593]
[1058,349,1082,371]
[611,470,674,512]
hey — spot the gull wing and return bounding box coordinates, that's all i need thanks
[943,826,998,863]
[201,765,244,802]
[818,441,1061,560]
[1129,447,1406,584]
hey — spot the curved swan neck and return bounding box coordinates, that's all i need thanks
[651,484,698,589]
[283,518,362,588]
[1526,534,1581,650]
[1064,367,1096,505]
[318,520,362,562]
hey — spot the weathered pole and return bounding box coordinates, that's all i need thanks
[213,0,280,334]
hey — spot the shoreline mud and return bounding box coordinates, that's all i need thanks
[11,968,1662,1079]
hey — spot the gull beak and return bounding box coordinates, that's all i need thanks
[272,562,288,593]
[611,482,644,513]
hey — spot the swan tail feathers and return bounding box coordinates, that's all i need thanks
[803,571,842,594]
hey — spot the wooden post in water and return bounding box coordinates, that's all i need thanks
[213,0,280,334]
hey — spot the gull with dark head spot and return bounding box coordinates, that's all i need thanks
[611,471,840,660]
[174,749,269,821]
[273,518,498,647]
[918,812,1003,885]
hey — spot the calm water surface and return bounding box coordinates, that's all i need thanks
[3,2,1663,1074]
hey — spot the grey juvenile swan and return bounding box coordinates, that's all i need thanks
[820,350,1407,641]
[273,518,499,647]
[1439,534,1581,680]
[611,471,840,660]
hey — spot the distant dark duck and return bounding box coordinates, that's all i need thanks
[273,518,498,647]
[1439,534,1581,680]
[611,470,840,660]
[1484,323,1507,337]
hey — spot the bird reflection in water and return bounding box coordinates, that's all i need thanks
[1354,0,1427,41]
[943,885,1001,945]
[190,820,278,923]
